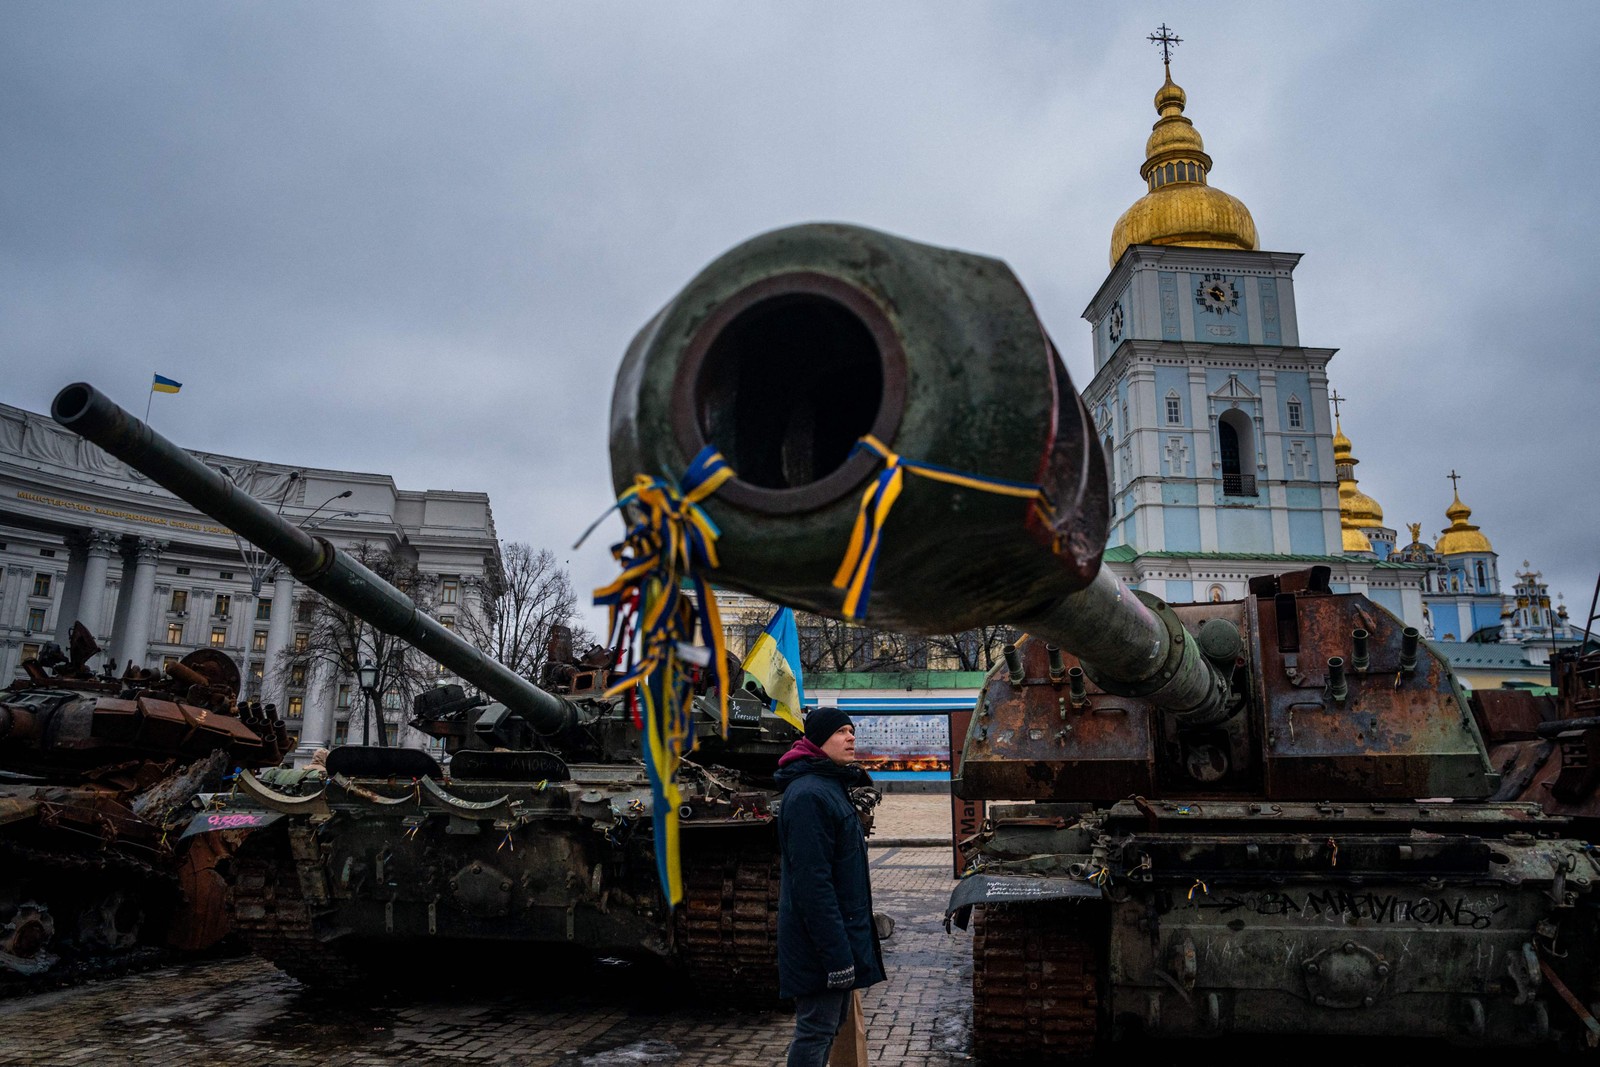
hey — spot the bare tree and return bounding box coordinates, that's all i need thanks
[792,613,931,674]
[277,541,437,746]
[458,543,596,684]
[926,624,1017,672]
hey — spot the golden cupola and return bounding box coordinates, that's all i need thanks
[1436,487,1493,556]
[1109,64,1260,266]
[1333,418,1386,554]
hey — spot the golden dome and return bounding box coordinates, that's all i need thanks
[1333,417,1386,543]
[1436,489,1493,555]
[1342,520,1374,554]
[1109,67,1260,266]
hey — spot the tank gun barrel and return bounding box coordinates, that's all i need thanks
[609,223,1229,724]
[51,382,578,736]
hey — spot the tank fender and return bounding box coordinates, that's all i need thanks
[946,873,1101,931]
[235,769,332,816]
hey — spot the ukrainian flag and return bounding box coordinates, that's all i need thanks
[151,374,183,394]
[741,606,805,731]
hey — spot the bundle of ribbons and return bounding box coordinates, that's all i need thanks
[594,436,1054,907]
[591,445,733,908]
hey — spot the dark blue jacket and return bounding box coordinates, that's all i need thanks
[775,755,885,999]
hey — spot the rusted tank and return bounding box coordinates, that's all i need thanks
[1,630,285,990]
[48,383,808,1004]
[609,221,1600,1054]
[1475,585,1600,833]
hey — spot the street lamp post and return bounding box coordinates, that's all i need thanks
[358,658,382,746]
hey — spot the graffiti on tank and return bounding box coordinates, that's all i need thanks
[1193,889,1508,930]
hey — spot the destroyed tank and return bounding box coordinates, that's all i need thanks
[608,221,1600,1053]
[48,382,803,1004]
[1,630,287,990]
[1474,579,1600,834]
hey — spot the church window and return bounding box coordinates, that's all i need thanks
[1476,561,1486,589]
[1287,397,1303,429]
[1218,410,1257,497]
[1165,392,1182,424]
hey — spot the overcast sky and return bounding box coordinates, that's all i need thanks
[3,2,1596,630]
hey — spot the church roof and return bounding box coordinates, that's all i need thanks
[1436,487,1494,555]
[1109,64,1259,266]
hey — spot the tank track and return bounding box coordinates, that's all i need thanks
[227,827,375,991]
[0,841,176,999]
[971,901,1101,1061]
[675,848,782,1007]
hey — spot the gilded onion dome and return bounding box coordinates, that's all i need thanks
[1333,419,1385,555]
[1436,488,1493,555]
[1109,66,1260,266]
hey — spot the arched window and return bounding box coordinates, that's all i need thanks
[1475,561,1487,589]
[1103,435,1116,498]
[1286,395,1303,429]
[1218,410,1256,496]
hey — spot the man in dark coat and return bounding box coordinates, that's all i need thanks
[775,706,885,1067]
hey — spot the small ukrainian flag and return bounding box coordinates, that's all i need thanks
[740,606,806,731]
[151,374,182,394]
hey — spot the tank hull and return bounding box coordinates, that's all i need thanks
[952,800,1600,1055]
[207,761,784,1004]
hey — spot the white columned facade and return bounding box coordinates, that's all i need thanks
[262,571,295,707]
[299,656,339,755]
[77,529,118,653]
[113,537,166,669]
[53,534,88,645]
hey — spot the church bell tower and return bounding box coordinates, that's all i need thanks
[1081,27,1344,561]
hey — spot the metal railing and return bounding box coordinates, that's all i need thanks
[1222,473,1257,497]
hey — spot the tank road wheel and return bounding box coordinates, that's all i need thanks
[676,850,782,1007]
[0,903,58,977]
[971,901,1102,1062]
[75,890,144,953]
[228,829,374,992]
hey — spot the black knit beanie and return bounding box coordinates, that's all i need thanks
[803,706,853,747]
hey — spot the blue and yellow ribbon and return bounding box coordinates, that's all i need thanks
[830,435,1056,620]
[589,445,735,908]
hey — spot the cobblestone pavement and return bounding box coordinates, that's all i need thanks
[0,847,973,1067]
[869,794,952,844]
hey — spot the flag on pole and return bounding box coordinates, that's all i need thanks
[151,374,183,394]
[741,606,806,731]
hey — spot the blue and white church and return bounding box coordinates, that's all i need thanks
[1085,56,1425,624]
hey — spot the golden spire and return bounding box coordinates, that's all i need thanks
[1109,28,1260,266]
[1435,471,1493,555]
[1332,411,1386,557]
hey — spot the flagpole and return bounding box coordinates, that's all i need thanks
[144,385,153,424]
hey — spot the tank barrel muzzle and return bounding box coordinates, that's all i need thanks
[609,223,1231,727]
[52,382,578,737]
